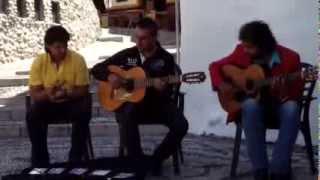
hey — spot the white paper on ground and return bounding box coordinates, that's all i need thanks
[90,170,112,176]
[68,168,88,175]
[29,168,47,175]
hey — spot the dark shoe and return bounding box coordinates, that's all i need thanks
[69,152,83,165]
[151,161,163,176]
[253,169,268,180]
[270,173,292,180]
[143,155,163,176]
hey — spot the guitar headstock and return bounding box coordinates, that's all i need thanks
[181,72,206,84]
[302,66,318,81]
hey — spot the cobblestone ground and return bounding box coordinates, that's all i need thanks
[0,135,317,180]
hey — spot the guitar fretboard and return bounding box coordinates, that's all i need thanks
[255,71,301,88]
[134,75,181,88]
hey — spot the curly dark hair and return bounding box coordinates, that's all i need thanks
[239,21,277,56]
[135,17,159,37]
[44,26,70,45]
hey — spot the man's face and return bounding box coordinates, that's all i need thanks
[134,27,156,52]
[47,42,68,61]
[242,41,260,59]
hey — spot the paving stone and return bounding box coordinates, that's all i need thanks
[0,110,13,121]
[10,109,25,121]
[0,125,20,138]
[47,124,72,137]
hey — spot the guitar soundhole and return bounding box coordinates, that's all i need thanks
[122,79,134,92]
[235,91,246,102]
[246,79,254,91]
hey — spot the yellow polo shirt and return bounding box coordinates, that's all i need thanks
[29,50,89,90]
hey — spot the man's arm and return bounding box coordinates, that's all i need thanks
[209,44,244,91]
[67,55,90,100]
[30,85,64,103]
[29,57,53,102]
[91,51,125,81]
[286,54,304,101]
[30,85,50,102]
[154,53,176,92]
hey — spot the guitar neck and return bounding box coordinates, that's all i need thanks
[131,75,181,89]
[130,71,205,88]
[145,75,181,87]
[257,71,301,87]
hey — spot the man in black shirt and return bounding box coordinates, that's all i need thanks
[91,18,189,173]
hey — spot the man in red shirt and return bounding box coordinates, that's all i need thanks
[209,21,304,180]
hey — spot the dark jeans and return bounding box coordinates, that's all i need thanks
[26,98,91,167]
[116,101,189,163]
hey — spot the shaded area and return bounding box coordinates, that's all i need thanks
[0,135,317,180]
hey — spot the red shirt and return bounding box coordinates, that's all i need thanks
[209,44,304,123]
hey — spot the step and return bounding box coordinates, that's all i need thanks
[1,74,101,87]
[0,118,168,138]
[0,105,113,122]
[0,78,28,87]
[97,36,124,42]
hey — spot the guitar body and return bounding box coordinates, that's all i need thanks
[98,65,146,112]
[217,64,265,114]
[98,65,206,112]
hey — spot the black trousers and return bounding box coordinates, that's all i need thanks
[26,98,91,167]
[116,101,189,163]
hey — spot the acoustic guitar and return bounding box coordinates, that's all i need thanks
[217,64,318,114]
[98,65,206,112]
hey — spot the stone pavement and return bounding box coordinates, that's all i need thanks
[0,135,317,180]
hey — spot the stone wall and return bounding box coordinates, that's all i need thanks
[0,0,100,64]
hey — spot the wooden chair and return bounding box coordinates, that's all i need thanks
[25,93,95,161]
[230,62,318,177]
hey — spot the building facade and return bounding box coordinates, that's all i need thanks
[94,0,176,31]
[0,0,100,64]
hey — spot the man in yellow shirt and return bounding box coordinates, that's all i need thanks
[27,26,90,167]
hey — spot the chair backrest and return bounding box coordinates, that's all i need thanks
[299,63,317,123]
[171,63,182,104]
[301,63,317,103]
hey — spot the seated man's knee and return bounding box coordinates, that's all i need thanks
[241,98,263,127]
[27,102,48,122]
[115,103,137,123]
[241,98,260,113]
[279,101,300,125]
[281,101,299,114]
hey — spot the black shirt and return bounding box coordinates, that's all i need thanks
[91,45,177,105]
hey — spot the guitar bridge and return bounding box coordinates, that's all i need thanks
[113,89,133,100]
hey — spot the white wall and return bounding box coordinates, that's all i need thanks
[180,0,318,144]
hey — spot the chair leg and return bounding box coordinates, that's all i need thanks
[230,124,242,177]
[300,118,317,174]
[118,124,126,157]
[173,149,180,175]
[119,145,125,157]
[178,143,184,164]
[83,127,94,161]
[87,127,95,159]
